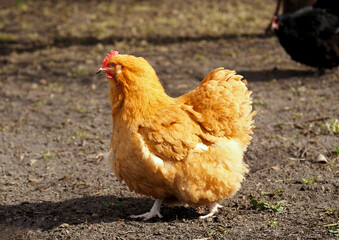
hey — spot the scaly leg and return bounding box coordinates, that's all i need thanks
[130,199,163,221]
[199,203,223,219]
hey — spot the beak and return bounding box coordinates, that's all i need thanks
[96,67,107,74]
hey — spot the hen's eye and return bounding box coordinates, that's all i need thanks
[110,63,115,67]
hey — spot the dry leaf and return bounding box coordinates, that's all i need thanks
[315,154,327,163]
[271,166,281,171]
[28,159,37,166]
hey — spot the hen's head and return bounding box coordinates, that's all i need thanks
[97,50,120,79]
[97,51,167,114]
[271,16,283,31]
[97,50,157,82]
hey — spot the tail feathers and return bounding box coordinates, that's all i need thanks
[178,68,254,146]
[201,68,245,84]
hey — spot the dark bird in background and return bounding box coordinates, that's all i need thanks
[265,0,317,34]
[272,0,339,73]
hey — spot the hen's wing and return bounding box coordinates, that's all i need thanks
[177,68,255,147]
[136,106,201,162]
[136,68,254,165]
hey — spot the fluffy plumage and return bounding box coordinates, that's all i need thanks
[273,0,339,70]
[98,52,254,219]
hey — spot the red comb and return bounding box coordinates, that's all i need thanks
[101,50,119,67]
[272,16,279,30]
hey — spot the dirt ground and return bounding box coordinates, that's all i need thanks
[0,0,338,239]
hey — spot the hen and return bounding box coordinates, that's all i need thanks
[97,51,254,220]
[272,0,339,71]
[265,0,317,34]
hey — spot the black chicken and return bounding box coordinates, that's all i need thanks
[272,0,339,71]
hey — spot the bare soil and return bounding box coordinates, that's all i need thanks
[0,0,338,239]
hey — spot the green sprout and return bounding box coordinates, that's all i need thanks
[326,118,338,134]
[269,220,277,227]
[250,199,287,213]
[301,178,313,184]
[321,222,339,237]
[252,99,267,110]
[77,105,92,113]
[42,150,52,159]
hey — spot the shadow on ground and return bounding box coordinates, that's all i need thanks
[0,196,200,231]
[0,33,269,55]
[239,68,315,82]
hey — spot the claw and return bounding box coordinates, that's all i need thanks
[130,199,163,221]
[130,210,163,221]
[199,203,222,219]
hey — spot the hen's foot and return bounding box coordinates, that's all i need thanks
[130,199,163,221]
[199,203,222,219]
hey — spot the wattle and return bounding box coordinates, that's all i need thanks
[106,72,114,79]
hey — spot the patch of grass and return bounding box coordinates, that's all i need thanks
[252,99,267,110]
[275,121,288,127]
[73,130,90,138]
[307,118,338,136]
[194,54,207,61]
[291,86,306,94]
[292,112,303,119]
[42,150,52,159]
[73,130,98,140]
[16,1,27,7]
[312,96,324,103]
[320,222,339,237]
[0,33,18,42]
[274,189,285,196]
[77,105,92,113]
[222,49,234,57]
[33,99,48,108]
[315,175,322,182]
[326,118,338,134]
[207,226,229,239]
[68,69,88,77]
[260,189,285,197]
[301,178,313,184]
[47,82,63,91]
[335,146,339,154]
[329,228,339,237]
[269,220,277,227]
[0,0,276,49]
[324,207,338,215]
[26,32,40,41]
[250,199,287,213]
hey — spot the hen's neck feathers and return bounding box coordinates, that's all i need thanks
[109,55,172,126]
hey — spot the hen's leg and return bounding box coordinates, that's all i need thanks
[130,199,163,221]
[199,203,222,219]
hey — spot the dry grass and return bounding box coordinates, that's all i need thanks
[0,0,275,44]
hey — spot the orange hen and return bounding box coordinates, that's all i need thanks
[97,51,255,220]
